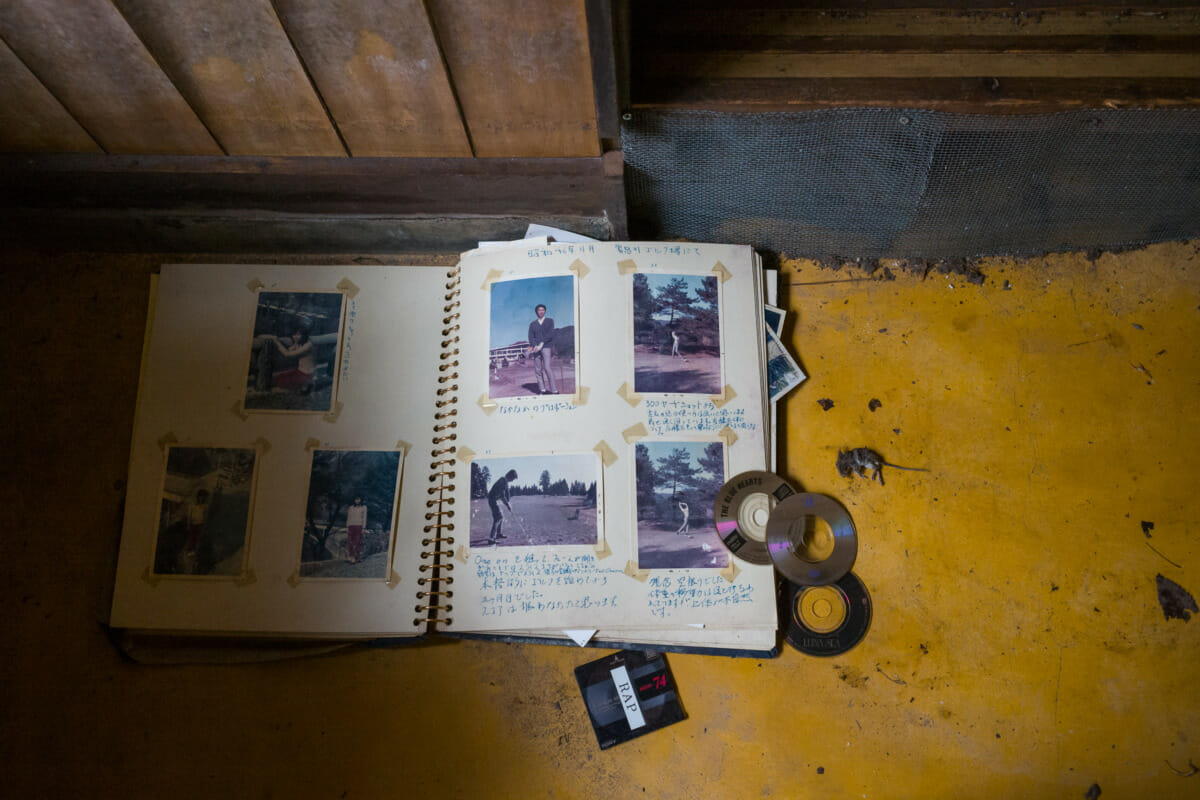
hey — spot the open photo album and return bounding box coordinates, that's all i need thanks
[109,242,779,654]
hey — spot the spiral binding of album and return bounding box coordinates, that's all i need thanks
[416,266,461,629]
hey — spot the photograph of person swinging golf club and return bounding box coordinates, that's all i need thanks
[632,273,722,395]
[487,275,577,399]
[468,454,599,547]
[635,440,729,570]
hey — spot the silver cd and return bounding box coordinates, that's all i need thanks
[766,493,857,585]
[713,471,799,565]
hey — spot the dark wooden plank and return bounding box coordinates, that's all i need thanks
[0,1,220,154]
[0,152,627,251]
[634,1,1200,11]
[643,51,1200,80]
[269,0,471,157]
[638,35,1200,54]
[112,0,345,156]
[0,209,617,254]
[0,38,100,153]
[0,153,623,216]
[612,0,633,116]
[633,76,1200,113]
[585,0,621,150]
[636,6,1200,38]
[627,2,1200,111]
[426,0,601,157]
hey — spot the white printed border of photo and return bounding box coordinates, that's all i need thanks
[625,269,727,399]
[630,435,730,572]
[483,273,582,405]
[147,441,265,582]
[766,326,806,402]
[237,287,349,416]
[292,444,408,584]
[461,448,606,552]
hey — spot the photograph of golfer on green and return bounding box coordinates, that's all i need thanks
[468,453,598,547]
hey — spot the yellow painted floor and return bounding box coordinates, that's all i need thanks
[1,243,1197,798]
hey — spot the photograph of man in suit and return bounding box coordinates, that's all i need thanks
[527,303,558,395]
[488,275,576,399]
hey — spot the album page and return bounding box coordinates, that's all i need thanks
[456,266,782,652]
[110,264,448,636]
[448,242,777,635]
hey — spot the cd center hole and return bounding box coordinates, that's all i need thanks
[812,598,833,618]
[796,517,836,562]
[752,507,768,527]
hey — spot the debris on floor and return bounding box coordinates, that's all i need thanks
[1156,574,1198,622]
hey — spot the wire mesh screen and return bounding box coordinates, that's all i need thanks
[622,109,1200,259]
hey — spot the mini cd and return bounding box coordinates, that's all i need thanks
[712,471,798,565]
[765,493,857,585]
[780,571,872,656]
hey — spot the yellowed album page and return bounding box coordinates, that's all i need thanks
[448,242,776,636]
[110,264,448,636]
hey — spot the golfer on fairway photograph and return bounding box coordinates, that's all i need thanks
[469,454,599,547]
[675,499,690,537]
[487,469,518,544]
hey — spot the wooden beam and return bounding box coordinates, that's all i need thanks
[630,4,1200,111]
[634,77,1200,113]
[0,152,627,251]
[640,7,1200,38]
[634,0,1200,11]
[636,76,1200,113]
[645,52,1200,80]
[646,35,1200,55]
[0,153,618,214]
[0,0,220,154]
[0,210,616,254]
[585,0,622,150]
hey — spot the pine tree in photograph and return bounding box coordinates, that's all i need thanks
[304,451,398,561]
[632,273,655,344]
[470,462,491,500]
[635,443,657,519]
[656,277,695,328]
[695,442,725,522]
[656,447,701,501]
[685,277,720,353]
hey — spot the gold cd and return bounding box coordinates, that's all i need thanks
[765,493,857,585]
[713,471,798,565]
[796,585,848,634]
